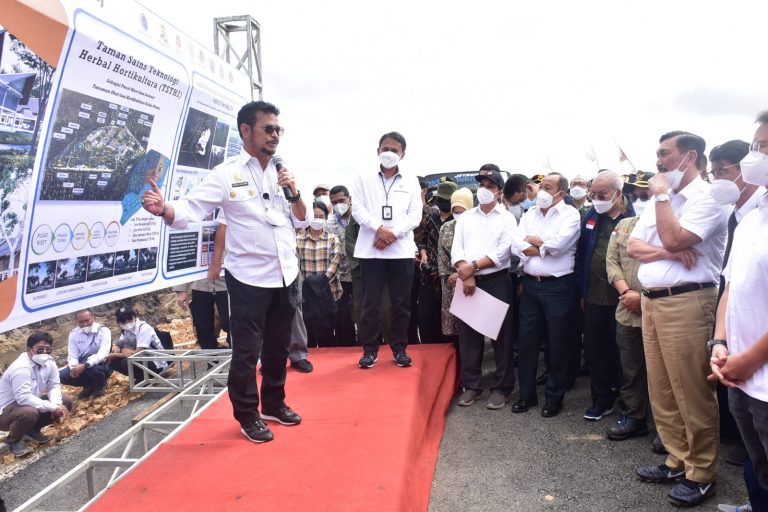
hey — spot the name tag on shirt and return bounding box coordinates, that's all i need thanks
[231,181,249,188]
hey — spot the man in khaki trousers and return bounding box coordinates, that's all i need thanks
[628,131,729,507]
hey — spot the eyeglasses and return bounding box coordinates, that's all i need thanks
[259,124,284,136]
[588,191,617,201]
[707,162,739,181]
[752,140,768,152]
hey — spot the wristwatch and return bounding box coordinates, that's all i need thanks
[84,362,92,369]
[655,193,670,202]
[472,260,480,271]
[707,338,727,353]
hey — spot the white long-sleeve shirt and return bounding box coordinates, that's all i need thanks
[170,150,309,288]
[351,169,423,259]
[515,200,581,277]
[66,322,112,368]
[0,352,63,415]
[451,204,518,273]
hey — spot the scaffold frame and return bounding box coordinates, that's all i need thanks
[213,15,263,100]
[128,348,232,392]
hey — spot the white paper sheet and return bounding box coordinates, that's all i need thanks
[449,278,510,340]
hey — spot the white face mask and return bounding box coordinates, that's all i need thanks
[569,186,587,200]
[476,186,496,205]
[710,178,743,205]
[536,190,555,209]
[740,150,768,187]
[309,218,326,231]
[121,321,136,331]
[378,151,400,169]
[315,195,331,208]
[633,198,647,216]
[507,203,523,220]
[80,325,92,335]
[452,211,463,218]
[592,192,619,214]
[31,353,53,366]
[333,202,349,216]
[661,150,692,191]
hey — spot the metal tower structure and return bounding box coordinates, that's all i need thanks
[213,15,263,100]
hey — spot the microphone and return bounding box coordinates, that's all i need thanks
[274,156,293,200]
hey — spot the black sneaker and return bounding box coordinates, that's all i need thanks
[290,359,314,373]
[668,479,716,507]
[358,352,378,369]
[23,429,52,443]
[393,351,412,367]
[606,415,649,440]
[261,406,302,426]
[240,420,273,443]
[636,464,685,484]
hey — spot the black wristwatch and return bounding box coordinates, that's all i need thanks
[707,339,727,353]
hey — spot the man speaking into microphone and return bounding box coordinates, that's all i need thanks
[141,101,308,444]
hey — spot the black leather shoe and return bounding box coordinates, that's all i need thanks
[290,359,314,373]
[511,399,538,413]
[261,406,302,426]
[541,401,563,417]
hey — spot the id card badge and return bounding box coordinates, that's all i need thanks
[382,205,393,220]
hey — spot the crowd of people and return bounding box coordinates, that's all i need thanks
[2,100,766,510]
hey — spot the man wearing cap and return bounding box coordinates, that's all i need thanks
[452,165,519,409]
[313,183,331,210]
[59,309,113,399]
[417,180,457,343]
[352,131,422,369]
[628,131,728,507]
[627,171,655,217]
[107,305,168,385]
[512,172,581,418]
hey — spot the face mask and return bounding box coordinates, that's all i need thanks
[476,186,496,205]
[592,193,619,214]
[452,211,463,218]
[662,150,692,191]
[569,187,587,200]
[315,195,331,208]
[709,178,742,205]
[436,198,451,213]
[309,218,326,231]
[520,198,535,210]
[379,151,400,169]
[121,321,136,331]
[80,325,92,335]
[633,198,647,216]
[740,150,768,186]
[333,202,349,216]
[536,190,556,209]
[507,203,523,220]
[31,353,53,366]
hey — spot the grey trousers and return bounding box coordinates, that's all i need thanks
[730,387,768,489]
[288,305,309,362]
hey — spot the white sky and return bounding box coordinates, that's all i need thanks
[146,0,767,195]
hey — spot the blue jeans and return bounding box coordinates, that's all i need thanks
[517,273,578,405]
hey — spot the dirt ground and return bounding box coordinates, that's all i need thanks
[0,289,199,466]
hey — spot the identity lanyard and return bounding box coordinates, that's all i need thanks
[379,172,400,206]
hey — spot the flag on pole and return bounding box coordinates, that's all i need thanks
[543,157,553,172]
[616,143,637,171]
[587,145,600,170]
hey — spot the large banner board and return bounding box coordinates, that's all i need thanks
[0,1,251,332]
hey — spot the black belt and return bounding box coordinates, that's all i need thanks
[474,270,507,283]
[641,282,716,299]
[523,273,563,282]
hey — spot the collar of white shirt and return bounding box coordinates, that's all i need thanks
[673,175,708,201]
[473,203,506,217]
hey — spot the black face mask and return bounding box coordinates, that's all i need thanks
[436,198,451,213]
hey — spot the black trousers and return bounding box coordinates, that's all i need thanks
[518,273,577,405]
[457,272,515,394]
[359,258,414,355]
[190,289,230,348]
[334,281,356,346]
[225,271,297,426]
[582,302,622,408]
[305,317,336,347]
[59,363,112,389]
[417,276,445,344]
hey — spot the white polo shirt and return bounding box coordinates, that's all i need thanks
[67,322,112,368]
[515,200,581,277]
[170,150,309,288]
[351,168,423,259]
[451,204,519,274]
[723,192,768,401]
[631,176,729,288]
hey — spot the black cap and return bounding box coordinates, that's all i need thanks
[475,169,504,189]
[116,305,136,323]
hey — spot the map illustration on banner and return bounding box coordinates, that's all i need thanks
[0,1,251,332]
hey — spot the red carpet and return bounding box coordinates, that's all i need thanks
[89,344,458,512]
